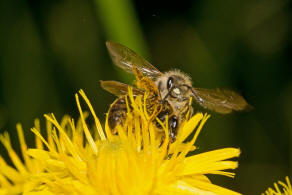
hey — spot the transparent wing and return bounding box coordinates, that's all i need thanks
[193,88,252,114]
[106,41,162,78]
[100,80,144,97]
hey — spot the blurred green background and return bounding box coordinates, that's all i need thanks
[0,0,291,194]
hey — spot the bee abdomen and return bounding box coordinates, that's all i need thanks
[108,96,131,131]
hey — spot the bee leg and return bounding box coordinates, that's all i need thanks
[159,91,171,105]
[146,103,154,109]
[163,89,172,101]
[192,91,203,105]
[183,84,204,105]
[159,99,166,105]
[168,115,178,143]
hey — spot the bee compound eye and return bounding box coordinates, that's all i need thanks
[168,116,178,142]
[169,116,178,130]
[167,77,174,90]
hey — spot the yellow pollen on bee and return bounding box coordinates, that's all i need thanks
[173,88,180,95]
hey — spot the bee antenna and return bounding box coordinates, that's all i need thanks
[182,84,203,105]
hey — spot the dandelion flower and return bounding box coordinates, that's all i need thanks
[0,89,241,195]
[262,176,292,195]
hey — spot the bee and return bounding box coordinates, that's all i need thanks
[101,41,251,142]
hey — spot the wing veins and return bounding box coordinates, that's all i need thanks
[193,88,250,113]
[100,80,144,97]
[106,41,162,78]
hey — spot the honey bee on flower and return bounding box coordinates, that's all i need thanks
[101,41,251,142]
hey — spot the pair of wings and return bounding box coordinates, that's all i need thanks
[101,41,251,114]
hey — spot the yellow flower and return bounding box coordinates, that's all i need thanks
[0,89,241,195]
[262,176,292,195]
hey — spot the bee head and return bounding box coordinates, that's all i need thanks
[156,69,193,101]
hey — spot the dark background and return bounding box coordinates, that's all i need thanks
[0,0,291,194]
